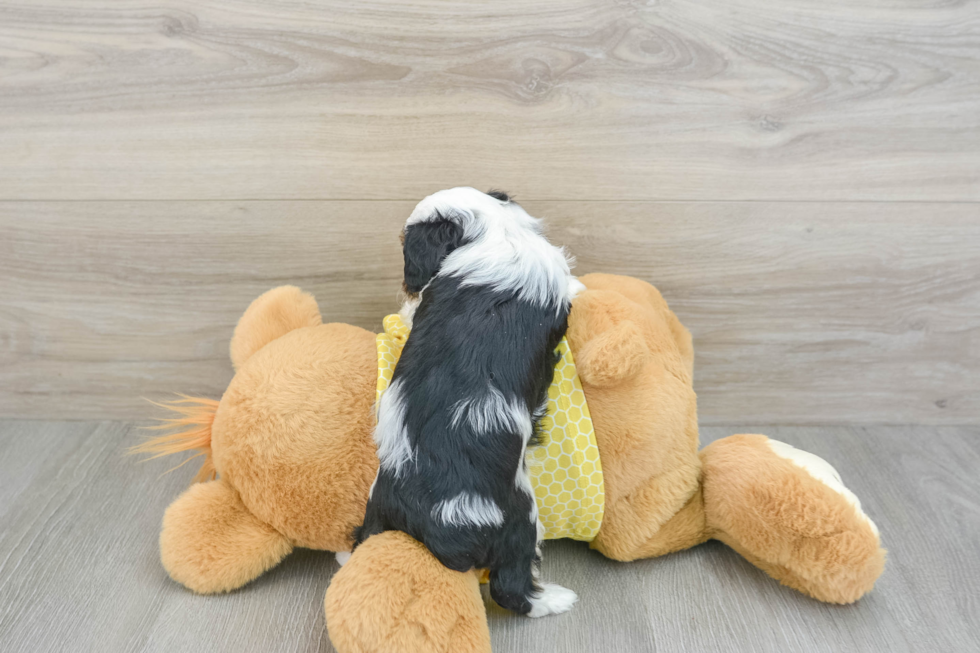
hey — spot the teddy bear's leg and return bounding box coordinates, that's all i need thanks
[700,434,885,604]
[325,531,491,653]
[591,485,710,561]
[590,466,709,561]
[160,478,293,594]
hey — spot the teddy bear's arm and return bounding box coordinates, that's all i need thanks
[567,288,653,388]
[574,318,650,387]
[573,273,694,383]
[160,479,293,594]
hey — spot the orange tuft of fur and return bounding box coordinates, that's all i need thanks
[130,395,220,483]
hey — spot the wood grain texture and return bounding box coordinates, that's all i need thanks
[1,422,977,652]
[1,200,977,423]
[0,0,978,201]
[0,421,340,653]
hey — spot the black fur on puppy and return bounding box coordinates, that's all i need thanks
[354,187,582,617]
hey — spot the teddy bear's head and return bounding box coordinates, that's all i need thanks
[140,286,381,557]
[216,286,381,551]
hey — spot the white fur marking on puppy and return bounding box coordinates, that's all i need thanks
[566,277,586,302]
[432,492,506,528]
[527,583,578,618]
[407,187,577,309]
[532,508,544,562]
[519,397,549,518]
[398,294,421,329]
[335,551,352,567]
[515,449,535,490]
[373,379,414,477]
[519,396,549,500]
[451,386,532,439]
[516,460,538,517]
[766,439,879,537]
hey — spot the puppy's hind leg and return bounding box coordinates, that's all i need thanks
[352,502,385,550]
[488,520,578,617]
[488,554,537,615]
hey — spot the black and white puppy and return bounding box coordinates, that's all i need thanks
[354,187,582,617]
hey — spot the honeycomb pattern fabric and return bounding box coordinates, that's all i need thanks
[375,314,604,542]
[375,314,410,405]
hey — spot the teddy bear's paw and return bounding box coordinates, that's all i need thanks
[528,583,578,618]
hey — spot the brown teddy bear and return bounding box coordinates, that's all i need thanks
[138,273,884,653]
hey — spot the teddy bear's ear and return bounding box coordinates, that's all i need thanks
[230,285,322,370]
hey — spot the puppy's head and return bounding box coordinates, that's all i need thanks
[401,188,515,296]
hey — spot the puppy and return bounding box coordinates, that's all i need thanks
[354,187,582,617]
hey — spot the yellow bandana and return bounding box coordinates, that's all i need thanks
[376,314,604,541]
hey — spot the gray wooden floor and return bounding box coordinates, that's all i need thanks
[1,421,977,653]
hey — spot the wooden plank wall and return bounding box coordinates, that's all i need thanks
[0,0,978,423]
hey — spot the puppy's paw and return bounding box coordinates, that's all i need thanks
[528,583,578,618]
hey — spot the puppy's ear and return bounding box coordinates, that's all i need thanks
[486,189,510,202]
[403,219,465,294]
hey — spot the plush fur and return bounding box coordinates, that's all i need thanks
[358,188,578,616]
[326,531,491,653]
[160,478,292,593]
[141,274,886,653]
[229,284,322,371]
[701,434,884,604]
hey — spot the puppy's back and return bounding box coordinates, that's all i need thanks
[358,188,582,615]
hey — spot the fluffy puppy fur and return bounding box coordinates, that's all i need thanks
[354,187,582,617]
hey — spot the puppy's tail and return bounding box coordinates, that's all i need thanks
[129,395,219,483]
